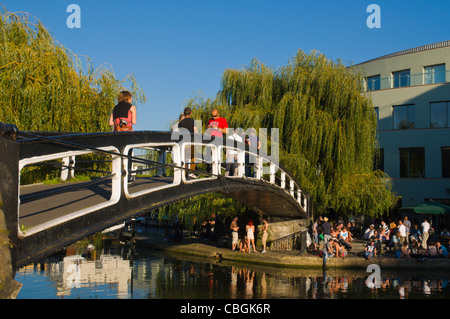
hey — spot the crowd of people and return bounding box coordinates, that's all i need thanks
[312,215,450,261]
[230,216,269,253]
[312,216,358,259]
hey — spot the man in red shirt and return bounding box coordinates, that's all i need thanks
[206,109,228,136]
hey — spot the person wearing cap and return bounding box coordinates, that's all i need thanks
[322,217,332,244]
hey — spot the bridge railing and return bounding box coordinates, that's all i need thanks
[1,125,310,241]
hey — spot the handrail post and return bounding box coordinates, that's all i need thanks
[61,156,75,181]
[269,162,275,184]
[280,172,286,189]
[289,180,294,197]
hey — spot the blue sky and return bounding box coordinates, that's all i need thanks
[2,0,449,131]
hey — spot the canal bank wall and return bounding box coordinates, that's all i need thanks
[0,207,22,299]
[130,234,450,271]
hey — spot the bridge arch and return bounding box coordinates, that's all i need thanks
[0,123,311,268]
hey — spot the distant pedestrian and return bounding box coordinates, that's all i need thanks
[261,219,268,253]
[398,220,407,245]
[312,219,319,250]
[246,219,256,253]
[421,218,431,249]
[230,216,239,251]
[403,216,411,243]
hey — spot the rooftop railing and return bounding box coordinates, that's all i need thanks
[363,70,449,92]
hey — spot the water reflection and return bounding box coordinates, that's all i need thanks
[15,247,450,299]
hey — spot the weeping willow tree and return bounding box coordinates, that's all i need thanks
[0,7,146,132]
[184,50,398,218]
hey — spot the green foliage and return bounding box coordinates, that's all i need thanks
[185,50,398,217]
[0,7,146,133]
[159,193,247,230]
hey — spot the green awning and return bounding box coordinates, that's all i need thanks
[399,201,450,215]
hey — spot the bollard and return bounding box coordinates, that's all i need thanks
[0,122,19,141]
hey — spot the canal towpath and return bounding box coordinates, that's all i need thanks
[121,231,450,271]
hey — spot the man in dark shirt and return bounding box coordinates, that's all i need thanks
[178,107,197,133]
[322,217,332,244]
[178,107,198,178]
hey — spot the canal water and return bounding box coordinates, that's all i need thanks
[14,243,450,299]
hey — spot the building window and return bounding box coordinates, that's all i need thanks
[430,101,449,128]
[443,147,450,178]
[366,75,381,91]
[374,148,384,171]
[425,64,446,84]
[393,104,415,129]
[400,148,425,178]
[393,69,410,88]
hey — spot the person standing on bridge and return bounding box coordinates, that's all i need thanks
[109,91,137,131]
[109,91,137,183]
[206,109,228,136]
[178,107,198,179]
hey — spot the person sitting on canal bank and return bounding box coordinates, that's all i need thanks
[440,228,450,236]
[322,239,334,259]
[400,242,412,259]
[334,239,347,258]
[410,239,424,259]
[388,231,400,252]
[338,227,352,251]
[239,235,249,253]
[379,226,390,242]
[364,239,377,260]
[410,224,422,243]
[370,230,383,254]
[425,242,438,258]
[363,224,375,240]
[389,220,397,238]
[230,216,239,251]
[436,241,448,257]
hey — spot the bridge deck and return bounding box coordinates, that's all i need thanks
[19,177,173,230]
